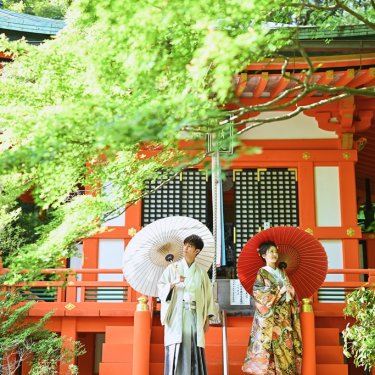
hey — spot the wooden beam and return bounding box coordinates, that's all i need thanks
[235,72,248,97]
[347,67,375,88]
[270,76,290,97]
[317,70,334,85]
[341,132,354,149]
[308,70,334,96]
[253,72,269,98]
[334,69,355,87]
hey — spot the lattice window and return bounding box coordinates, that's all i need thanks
[234,169,259,256]
[181,169,207,221]
[142,169,207,225]
[234,168,299,257]
[258,168,299,228]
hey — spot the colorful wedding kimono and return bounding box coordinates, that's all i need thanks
[157,258,216,375]
[242,266,303,375]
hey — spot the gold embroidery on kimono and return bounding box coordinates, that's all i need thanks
[242,268,303,375]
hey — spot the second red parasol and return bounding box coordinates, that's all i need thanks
[237,226,328,300]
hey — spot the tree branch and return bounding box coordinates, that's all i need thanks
[335,0,375,30]
[292,1,375,30]
[237,92,349,136]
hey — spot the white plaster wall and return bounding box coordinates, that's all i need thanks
[239,112,337,140]
[320,239,344,282]
[69,243,83,302]
[102,181,126,227]
[69,243,83,277]
[98,239,124,281]
[97,239,125,303]
[103,210,125,227]
[314,166,341,227]
[318,239,344,303]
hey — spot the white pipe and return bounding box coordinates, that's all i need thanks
[222,310,229,375]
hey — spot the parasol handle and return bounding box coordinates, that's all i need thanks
[279,262,290,284]
[165,254,174,263]
[279,261,293,301]
[165,254,182,278]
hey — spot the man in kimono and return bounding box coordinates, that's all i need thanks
[157,234,216,375]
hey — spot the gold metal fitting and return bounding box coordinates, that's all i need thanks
[64,303,76,311]
[136,296,149,312]
[302,298,313,313]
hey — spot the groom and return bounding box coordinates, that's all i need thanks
[157,234,216,375]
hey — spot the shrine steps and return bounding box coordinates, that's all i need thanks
[315,328,348,375]
[98,323,348,375]
[99,326,133,374]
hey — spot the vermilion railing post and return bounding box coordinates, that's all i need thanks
[301,298,316,375]
[65,274,77,303]
[59,317,77,375]
[132,296,151,375]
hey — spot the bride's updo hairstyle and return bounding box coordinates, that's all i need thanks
[257,241,277,261]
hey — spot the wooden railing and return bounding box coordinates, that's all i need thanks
[1,268,135,303]
[1,267,374,315]
[312,268,375,316]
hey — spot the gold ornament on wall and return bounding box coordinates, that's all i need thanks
[128,227,137,237]
[346,227,356,237]
[302,152,311,160]
[64,303,76,311]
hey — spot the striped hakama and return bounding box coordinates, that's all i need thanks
[164,303,208,375]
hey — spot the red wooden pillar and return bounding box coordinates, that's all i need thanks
[3,352,17,374]
[21,355,32,375]
[77,333,96,375]
[364,235,375,268]
[82,238,98,302]
[132,296,151,375]
[298,162,316,229]
[59,317,77,375]
[301,298,316,375]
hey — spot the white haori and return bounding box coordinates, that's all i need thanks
[158,258,216,348]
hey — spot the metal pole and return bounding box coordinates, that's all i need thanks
[222,310,229,375]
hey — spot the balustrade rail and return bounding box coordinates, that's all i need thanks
[1,268,374,308]
[1,268,136,304]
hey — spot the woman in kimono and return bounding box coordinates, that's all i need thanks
[157,234,216,375]
[242,241,302,375]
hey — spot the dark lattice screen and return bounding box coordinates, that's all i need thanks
[234,169,259,255]
[142,169,207,225]
[181,169,207,221]
[234,168,299,257]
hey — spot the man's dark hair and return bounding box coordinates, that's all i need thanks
[258,241,277,257]
[184,234,204,251]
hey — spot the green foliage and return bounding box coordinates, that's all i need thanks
[3,0,70,19]
[273,1,374,27]
[0,199,55,261]
[0,0,374,280]
[0,290,84,374]
[342,286,375,371]
[357,203,375,233]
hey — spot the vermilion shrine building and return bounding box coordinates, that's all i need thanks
[1,9,374,375]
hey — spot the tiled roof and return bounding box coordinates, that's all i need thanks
[0,8,65,35]
[297,24,375,40]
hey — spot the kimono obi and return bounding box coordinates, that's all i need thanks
[183,301,196,310]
